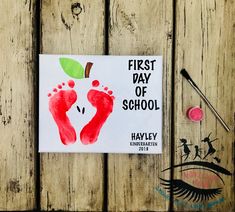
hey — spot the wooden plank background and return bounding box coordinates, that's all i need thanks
[0,0,234,211]
[40,1,105,211]
[174,0,234,211]
[0,0,36,210]
[108,0,172,211]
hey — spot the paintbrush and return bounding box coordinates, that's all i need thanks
[180,68,230,132]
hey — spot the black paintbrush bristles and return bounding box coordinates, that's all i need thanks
[180,69,191,81]
[180,69,197,87]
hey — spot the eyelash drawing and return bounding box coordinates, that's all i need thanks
[160,178,222,202]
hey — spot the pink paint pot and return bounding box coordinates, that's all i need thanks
[186,106,204,122]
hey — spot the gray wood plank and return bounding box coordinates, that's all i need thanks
[40,1,105,211]
[0,0,36,210]
[108,0,173,211]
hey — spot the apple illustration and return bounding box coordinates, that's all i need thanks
[47,57,115,146]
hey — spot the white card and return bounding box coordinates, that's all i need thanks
[39,55,162,154]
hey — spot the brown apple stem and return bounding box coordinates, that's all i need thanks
[85,62,93,78]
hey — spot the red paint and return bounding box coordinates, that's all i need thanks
[68,80,75,88]
[58,84,62,89]
[48,93,51,97]
[104,87,108,91]
[187,106,203,122]
[49,84,77,145]
[108,90,113,95]
[53,88,57,92]
[92,80,100,87]
[80,88,114,144]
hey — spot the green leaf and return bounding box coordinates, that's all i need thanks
[59,57,84,79]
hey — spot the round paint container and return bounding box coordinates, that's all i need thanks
[187,106,203,122]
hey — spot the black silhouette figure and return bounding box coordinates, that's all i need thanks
[179,139,192,161]
[214,157,221,163]
[193,145,202,160]
[201,133,218,159]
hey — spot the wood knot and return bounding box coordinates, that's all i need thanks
[7,179,21,193]
[71,2,83,19]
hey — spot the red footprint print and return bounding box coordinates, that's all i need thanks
[48,80,77,145]
[80,80,114,144]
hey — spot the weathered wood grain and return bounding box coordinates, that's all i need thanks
[40,0,105,211]
[0,0,36,210]
[108,0,173,211]
[174,0,234,211]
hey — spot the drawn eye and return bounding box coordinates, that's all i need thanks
[160,178,222,202]
[160,161,232,202]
